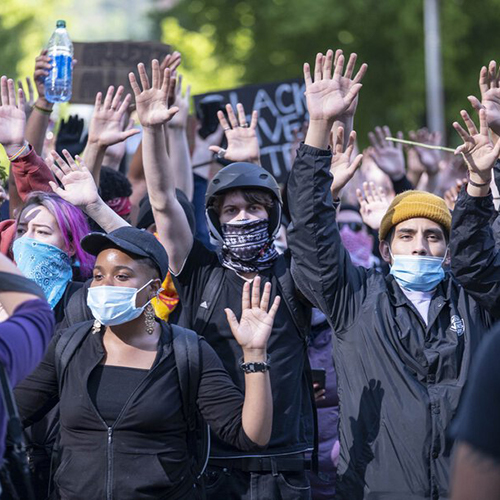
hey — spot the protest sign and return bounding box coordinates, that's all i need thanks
[194,79,308,184]
[71,41,171,104]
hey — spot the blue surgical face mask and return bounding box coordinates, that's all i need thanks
[389,251,447,292]
[13,237,73,309]
[87,280,156,326]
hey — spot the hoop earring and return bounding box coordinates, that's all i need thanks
[144,303,156,335]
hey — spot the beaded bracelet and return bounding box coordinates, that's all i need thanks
[8,141,30,162]
[32,103,53,115]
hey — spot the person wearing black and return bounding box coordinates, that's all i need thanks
[448,325,500,500]
[286,49,495,499]
[130,60,315,498]
[14,226,277,500]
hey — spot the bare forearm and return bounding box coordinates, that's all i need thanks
[25,99,53,155]
[167,127,194,200]
[83,141,106,185]
[84,198,130,233]
[241,349,272,446]
[305,119,334,150]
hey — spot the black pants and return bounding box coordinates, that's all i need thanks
[204,465,312,500]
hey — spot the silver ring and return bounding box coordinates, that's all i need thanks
[240,123,249,128]
[216,148,227,159]
[223,127,231,131]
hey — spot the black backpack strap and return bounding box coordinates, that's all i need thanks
[192,267,225,337]
[171,325,210,480]
[54,321,94,391]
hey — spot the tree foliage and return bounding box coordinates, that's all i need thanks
[155,0,500,147]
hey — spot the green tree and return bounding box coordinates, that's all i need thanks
[154,0,500,147]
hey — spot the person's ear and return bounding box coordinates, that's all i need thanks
[67,242,76,258]
[443,246,451,266]
[148,278,162,298]
[379,240,392,264]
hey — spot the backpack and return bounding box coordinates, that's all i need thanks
[29,321,209,499]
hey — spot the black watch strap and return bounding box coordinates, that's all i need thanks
[239,355,271,373]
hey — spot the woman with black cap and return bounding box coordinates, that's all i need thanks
[14,225,277,500]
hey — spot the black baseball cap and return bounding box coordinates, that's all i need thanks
[81,227,169,279]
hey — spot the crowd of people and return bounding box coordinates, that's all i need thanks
[0,42,499,500]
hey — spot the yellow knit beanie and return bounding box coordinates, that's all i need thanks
[379,190,451,241]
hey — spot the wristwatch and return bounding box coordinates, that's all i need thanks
[239,355,271,373]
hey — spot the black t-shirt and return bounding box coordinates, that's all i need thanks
[451,325,500,460]
[173,238,314,457]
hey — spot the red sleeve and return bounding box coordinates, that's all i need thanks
[11,146,55,200]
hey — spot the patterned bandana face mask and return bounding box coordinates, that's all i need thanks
[339,226,373,268]
[13,236,73,309]
[221,218,278,273]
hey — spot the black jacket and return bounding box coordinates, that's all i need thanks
[450,188,500,318]
[14,321,258,500]
[287,143,493,500]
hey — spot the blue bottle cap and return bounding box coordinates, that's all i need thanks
[56,20,66,28]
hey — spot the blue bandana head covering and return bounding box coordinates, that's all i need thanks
[13,237,73,308]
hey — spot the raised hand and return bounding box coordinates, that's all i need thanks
[167,75,191,130]
[225,277,280,353]
[56,115,86,157]
[17,78,35,117]
[159,51,182,107]
[47,150,100,208]
[468,61,500,137]
[129,60,179,128]
[330,126,363,199]
[304,49,367,123]
[453,108,500,185]
[33,50,52,101]
[0,76,26,155]
[443,177,468,211]
[368,126,405,180]
[356,181,390,231]
[209,103,260,164]
[87,85,139,148]
[408,128,441,175]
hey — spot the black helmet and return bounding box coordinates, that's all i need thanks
[205,162,283,243]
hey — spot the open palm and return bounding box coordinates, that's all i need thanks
[356,182,390,231]
[453,109,500,179]
[0,77,26,148]
[225,277,280,351]
[47,150,99,208]
[129,61,178,128]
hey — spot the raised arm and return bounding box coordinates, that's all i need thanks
[46,149,129,233]
[25,50,54,155]
[450,108,500,316]
[129,60,193,273]
[288,50,370,333]
[195,279,278,449]
[83,86,139,185]
[166,75,194,200]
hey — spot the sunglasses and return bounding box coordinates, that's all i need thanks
[338,222,364,233]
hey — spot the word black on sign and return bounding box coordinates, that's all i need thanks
[194,79,308,184]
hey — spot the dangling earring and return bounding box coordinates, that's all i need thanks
[144,303,156,335]
[91,319,103,335]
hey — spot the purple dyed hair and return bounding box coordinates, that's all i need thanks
[16,192,95,278]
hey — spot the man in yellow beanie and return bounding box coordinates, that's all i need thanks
[286,49,495,500]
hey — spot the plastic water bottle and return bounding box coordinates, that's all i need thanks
[45,20,73,103]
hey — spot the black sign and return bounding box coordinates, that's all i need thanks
[194,79,308,184]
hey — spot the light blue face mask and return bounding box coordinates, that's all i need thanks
[87,280,155,326]
[389,251,447,292]
[13,237,73,309]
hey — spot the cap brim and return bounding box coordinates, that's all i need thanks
[81,232,150,259]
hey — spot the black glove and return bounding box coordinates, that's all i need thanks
[55,115,87,157]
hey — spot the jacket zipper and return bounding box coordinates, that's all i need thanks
[107,427,113,500]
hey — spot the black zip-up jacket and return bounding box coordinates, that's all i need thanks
[14,321,259,500]
[450,188,500,318]
[287,143,493,500]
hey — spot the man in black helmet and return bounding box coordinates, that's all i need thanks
[130,61,314,499]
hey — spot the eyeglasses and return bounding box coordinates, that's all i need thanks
[338,222,364,233]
